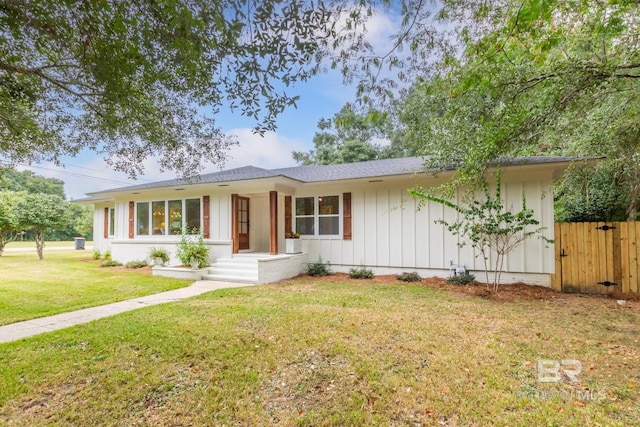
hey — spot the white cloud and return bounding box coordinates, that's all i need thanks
[365,10,398,55]
[17,129,308,200]
[207,129,307,172]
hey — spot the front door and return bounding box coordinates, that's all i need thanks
[238,196,250,250]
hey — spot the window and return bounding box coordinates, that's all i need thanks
[295,195,340,236]
[168,200,182,234]
[185,198,201,232]
[109,208,115,236]
[136,202,149,235]
[136,198,201,236]
[152,201,165,234]
[318,195,339,235]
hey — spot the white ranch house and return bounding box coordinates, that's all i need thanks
[81,156,571,285]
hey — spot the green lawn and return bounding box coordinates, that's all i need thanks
[0,250,190,325]
[3,240,92,249]
[0,277,638,426]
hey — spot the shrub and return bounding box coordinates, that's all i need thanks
[92,250,101,260]
[103,249,112,261]
[349,266,374,279]
[100,259,122,267]
[307,260,331,277]
[176,230,209,268]
[447,272,476,285]
[126,260,148,269]
[396,272,422,282]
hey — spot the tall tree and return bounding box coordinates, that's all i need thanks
[292,104,413,165]
[16,193,70,260]
[399,0,640,217]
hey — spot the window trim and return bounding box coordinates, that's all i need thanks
[294,195,342,238]
[108,207,115,237]
[134,197,203,237]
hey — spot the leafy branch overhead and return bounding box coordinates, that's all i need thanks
[399,0,640,215]
[0,0,354,177]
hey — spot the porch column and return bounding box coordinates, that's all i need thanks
[269,190,278,255]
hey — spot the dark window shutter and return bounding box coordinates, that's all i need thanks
[203,195,210,238]
[285,196,292,236]
[343,192,352,240]
[128,201,134,239]
[103,207,109,239]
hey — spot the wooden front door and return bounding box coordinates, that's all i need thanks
[237,196,250,250]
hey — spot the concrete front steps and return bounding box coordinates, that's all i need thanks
[153,252,308,284]
[202,253,267,283]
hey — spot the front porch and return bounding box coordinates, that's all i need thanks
[152,252,308,284]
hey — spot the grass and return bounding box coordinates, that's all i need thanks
[0,250,190,325]
[4,240,93,249]
[0,278,638,426]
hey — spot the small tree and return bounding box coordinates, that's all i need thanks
[0,191,20,256]
[16,193,70,260]
[410,178,551,291]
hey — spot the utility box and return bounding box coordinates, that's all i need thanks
[74,237,86,250]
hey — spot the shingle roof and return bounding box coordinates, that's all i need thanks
[272,157,426,182]
[88,156,580,195]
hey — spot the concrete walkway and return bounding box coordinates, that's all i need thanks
[0,280,254,344]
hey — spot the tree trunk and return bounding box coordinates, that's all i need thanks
[34,228,45,260]
[627,186,638,222]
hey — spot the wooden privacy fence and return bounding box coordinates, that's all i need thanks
[551,222,640,294]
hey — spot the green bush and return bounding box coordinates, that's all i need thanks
[100,259,122,267]
[176,230,209,268]
[307,260,331,277]
[349,266,374,279]
[447,273,476,285]
[92,250,101,260]
[103,249,112,261]
[126,260,148,269]
[396,272,422,282]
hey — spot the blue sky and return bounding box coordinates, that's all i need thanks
[16,10,399,200]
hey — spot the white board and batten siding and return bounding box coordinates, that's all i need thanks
[93,192,234,266]
[303,174,555,286]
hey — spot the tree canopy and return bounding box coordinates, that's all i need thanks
[292,104,415,165]
[0,168,65,198]
[16,192,70,260]
[398,0,640,216]
[0,0,359,177]
[0,168,93,242]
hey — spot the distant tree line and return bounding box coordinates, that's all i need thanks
[0,168,93,259]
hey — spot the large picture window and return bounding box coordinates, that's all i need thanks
[136,198,201,236]
[295,195,340,236]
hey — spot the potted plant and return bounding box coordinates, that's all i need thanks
[148,247,170,266]
[176,230,210,269]
[285,231,302,254]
